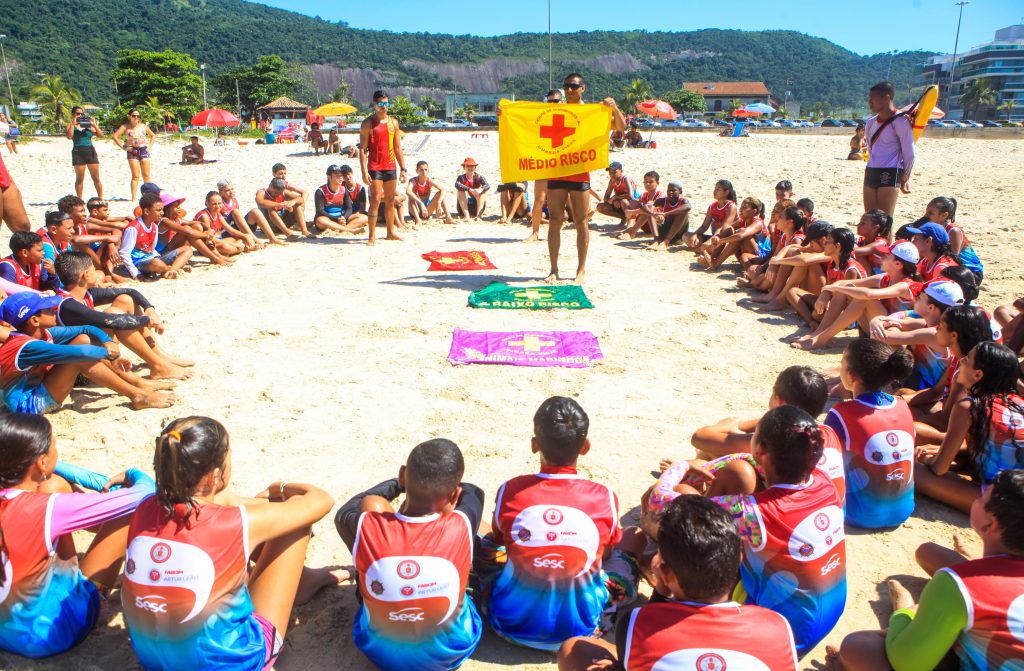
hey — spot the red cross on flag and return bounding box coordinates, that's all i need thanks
[498,100,613,182]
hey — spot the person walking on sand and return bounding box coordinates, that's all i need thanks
[542,73,624,284]
[359,90,407,246]
[863,82,914,217]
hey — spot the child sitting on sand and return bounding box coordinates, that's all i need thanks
[769,226,867,324]
[647,181,693,250]
[39,211,74,269]
[312,165,361,234]
[853,209,892,274]
[769,180,794,227]
[596,161,638,223]
[826,339,916,528]
[454,157,489,221]
[700,196,768,271]
[157,194,235,266]
[617,170,663,240]
[496,181,529,224]
[685,179,737,250]
[195,190,259,252]
[1,231,59,291]
[339,164,370,231]
[908,222,959,283]
[740,205,806,292]
[59,195,123,280]
[407,161,455,225]
[116,193,193,280]
[927,195,984,282]
[216,179,286,246]
[557,496,799,671]
[916,342,1024,514]
[481,396,628,651]
[257,177,313,239]
[335,439,485,671]
[837,469,1024,671]
[0,413,156,659]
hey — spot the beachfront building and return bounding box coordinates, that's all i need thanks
[921,24,1024,122]
[682,82,772,115]
[444,93,505,119]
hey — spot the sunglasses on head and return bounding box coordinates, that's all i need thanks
[564,82,583,90]
[376,101,391,108]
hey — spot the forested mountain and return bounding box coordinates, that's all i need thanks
[2,0,933,108]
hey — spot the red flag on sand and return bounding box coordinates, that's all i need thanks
[422,251,497,271]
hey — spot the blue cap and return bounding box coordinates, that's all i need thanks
[0,292,63,328]
[905,222,950,246]
[140,182,161,196]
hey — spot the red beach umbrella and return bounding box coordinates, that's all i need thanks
[636,99,678,121]
[191,108,241,127]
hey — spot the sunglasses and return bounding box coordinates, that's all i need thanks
[376,101,391,108]
[129,114,140,118]
[564,82,583,90]
[545,98,560,103]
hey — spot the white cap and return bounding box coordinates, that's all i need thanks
[888,241,920,265]
[924,281,965,307]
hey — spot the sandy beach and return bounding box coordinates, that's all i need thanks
[0,129,1022,670]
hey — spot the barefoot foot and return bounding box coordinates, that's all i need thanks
[294,566,354,606]
[132,391,177,410]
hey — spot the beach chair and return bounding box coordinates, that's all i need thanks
[407,133,431,155]
[729,122,749,138]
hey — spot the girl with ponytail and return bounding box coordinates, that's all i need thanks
[121,417,343,671]
[774,226,867,327]
[827,338,917,528]
[917,342,1024,513]
[702,196,768,271]
[853,209,893,273]
[927,196,984,283]
[0,412,154,659]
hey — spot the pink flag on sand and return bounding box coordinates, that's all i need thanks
[448,329,603,368]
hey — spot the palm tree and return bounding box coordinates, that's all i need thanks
[140,96,171,129]
[31,75,81,131]
[997,98,1017,121]
[420,97,442,119]
[622,79,654,114]
[959,79,997,120]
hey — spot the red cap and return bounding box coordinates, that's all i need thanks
[461,157,478,166]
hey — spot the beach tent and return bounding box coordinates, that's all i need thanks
[258,96,312,140]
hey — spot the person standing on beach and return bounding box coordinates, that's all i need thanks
[544,73,624,284]
[359,90,406,246]
[66,105,104,199]
[111,110,156,202]
[863,81,914,217]
[524,88,563,243]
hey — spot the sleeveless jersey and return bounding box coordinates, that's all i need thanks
[193,208,226,233]
[941,556,1024,671]
[639,189,663,207]
[0,490,99,658]
[367,117,397,171]
[971,394,1024,485]
[346,183,367,213]
[57,290,95,314]
[318,184,348,218]
[826,393,915,528]
[707,201,735,234]
[121,498,266,671]
[456,174,482,191]
[879,275,916,314]
[610,175,638,199]
[713,470,845,656]
[622,600,798,671]
[857,234,888,271]
[410,177,432,200]
[0,331,55,407]
[488,468,622,650]
[352,510,481,671]
[127,218,158,254]
[0,256,41,290]
[919,254,959,283]
[220,197,239,216]
[37,228,71,259]
[827,258,868,284]
[818,424,846,504]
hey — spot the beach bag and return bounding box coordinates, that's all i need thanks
[755,234,774,258]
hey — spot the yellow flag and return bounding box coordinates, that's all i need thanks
[498,101,612,183]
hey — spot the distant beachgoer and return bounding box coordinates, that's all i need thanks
[359,90,407,245]
[308,123,327,155]
[848,124,866,160]
[180,136,207,165]
[863,81,914,216]
[1,114,19,155]
[66,105,104,199]
[111,110,156,202]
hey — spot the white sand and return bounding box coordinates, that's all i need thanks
[0,130,1022,670]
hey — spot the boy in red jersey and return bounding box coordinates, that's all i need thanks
[481,396,628,651]
[0,231,60,291]
[335,439,484,671]
[359,90,407,245]
[558,495,798,671]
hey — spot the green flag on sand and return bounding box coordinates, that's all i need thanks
[468,283,594,310]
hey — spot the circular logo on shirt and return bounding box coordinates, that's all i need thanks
[518,528,532,542]
[814,513,830,531]
[150,542,172,564]
[546,531,558,542]
[696,652,727,670]
[798,543,814,558]
[370,579,385,596]
[886,432,899,447]
[149,569,161,582]
[872,450,884,463]
[396,560,420,580]
[543,508,564,525]
[401,585,414,597]
[126,558,136,575]
[892,450,902,460]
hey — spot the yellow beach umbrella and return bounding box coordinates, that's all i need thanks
[313,102,357,116]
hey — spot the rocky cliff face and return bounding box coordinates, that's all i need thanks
[309,64,448,105]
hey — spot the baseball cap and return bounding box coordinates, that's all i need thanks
[923,281,964,307]
[159,193,185,208]
[607,161,623,171]
[905,222,950,246]
[140,182,161,196]
[461,157,478,166]
[802,220,834,245]
[1,292,63,329]
[45,210,71,227]
[878,241,920,265]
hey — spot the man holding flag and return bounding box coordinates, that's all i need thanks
[499,73,625,284]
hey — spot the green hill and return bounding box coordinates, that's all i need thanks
[1,0,933,109]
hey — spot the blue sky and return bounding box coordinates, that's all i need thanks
[254,0,1021,55]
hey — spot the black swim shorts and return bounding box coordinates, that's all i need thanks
[368,169,397,182]
[496,183,524,193]
[546,180,591,192]
[864,167,903,189]
[72,146,99,166]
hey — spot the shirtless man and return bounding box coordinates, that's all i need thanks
[359,90,407,245]
[180,136,206,165]
[543,73,624,284]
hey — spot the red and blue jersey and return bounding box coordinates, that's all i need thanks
[712,470,846,657]
[487,466,622,650]
[0,256,41,290]
[621,600,798,671]
[826,392,916,528]
[818,424,846,504]
[941,556,1024,671]
[126,218,158,254]
[121,498,266,671]
[352,509,481,671]
[972,394,1024,485]
[912,341,953,391]
[0,332,54,407]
